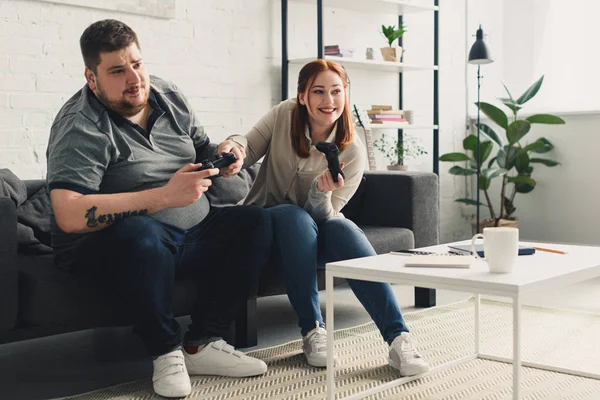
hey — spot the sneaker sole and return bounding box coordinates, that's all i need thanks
[154,384,192,398]
[387,357,430,376]
[186,364,267,377]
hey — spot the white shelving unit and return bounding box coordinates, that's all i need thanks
[281,0,439,173]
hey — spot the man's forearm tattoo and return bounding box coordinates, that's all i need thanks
[85,205,148,228]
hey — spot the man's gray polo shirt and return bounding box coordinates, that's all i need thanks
[46,76,217,265]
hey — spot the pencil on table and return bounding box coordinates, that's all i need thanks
[533,246,567,255]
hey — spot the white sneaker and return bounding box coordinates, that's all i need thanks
[388,332,430,376]
[152,349,191,398]
[302,322,329,367]
[184,339,267,377]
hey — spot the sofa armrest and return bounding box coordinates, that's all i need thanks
[0,196,18,333]
[357,171,439,248]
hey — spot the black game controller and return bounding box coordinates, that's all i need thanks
[197,152,238,171]
[315,142,345,183]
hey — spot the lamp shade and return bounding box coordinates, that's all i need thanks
[468,26,493,64]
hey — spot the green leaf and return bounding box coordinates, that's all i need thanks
[515,151,530,174]
[506,120,531,144]
[500,100,522,114]
[502,82,514,102]
[526,114,566,124]
[479,174,491,190]
[478,123,502,146]
[478,141,493,165]
[440,152,471,162]
[522,140,551,153]
[449,166,476,176]
[487,156,497,168]
[531,137,554,153]
[516,75,544,105]
[478,102,508,129]
[530,158,560,167]
[508,175,536,186]
[463,135,478,152]
[456,198,488,207]
[503,196,516,217]
[502,145,520,170]
[487,168,508,179]
[496,148,507,168]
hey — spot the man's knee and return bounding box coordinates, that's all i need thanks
[108,216,170,254]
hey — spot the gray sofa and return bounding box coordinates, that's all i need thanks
[0,169,439,348]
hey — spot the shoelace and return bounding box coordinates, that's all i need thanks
[307,328,328,352]
[395,336,421,359]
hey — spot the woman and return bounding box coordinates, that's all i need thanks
[224,59,429,376]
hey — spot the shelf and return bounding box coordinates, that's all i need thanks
[290,0,438,15]
[364,123,439,131]
[289,56,438,73]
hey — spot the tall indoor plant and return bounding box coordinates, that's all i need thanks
[440,76,565,230]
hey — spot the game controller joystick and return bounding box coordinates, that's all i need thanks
[197,152,238,171]
[315,142,345,183]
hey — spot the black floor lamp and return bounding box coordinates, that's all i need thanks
[468,25,493,234]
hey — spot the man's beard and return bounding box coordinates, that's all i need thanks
[95,82,150,117]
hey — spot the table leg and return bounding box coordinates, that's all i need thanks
[475,293,480,355]
[513,294,521,400]
[326,271,335,400]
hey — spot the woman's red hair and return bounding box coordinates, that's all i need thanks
[291,59,353,158]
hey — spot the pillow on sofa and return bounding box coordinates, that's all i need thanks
[0,169,52,254]
[17,185,52,250]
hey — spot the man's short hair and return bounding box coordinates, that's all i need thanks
[80,19,140,74]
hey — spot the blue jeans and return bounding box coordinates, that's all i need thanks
[268,204,408,344]
[66,206,273,356]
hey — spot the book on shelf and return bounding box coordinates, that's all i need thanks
[369,120,409,125]
[370,104,393,111]
[368,114,406,120]
[367,109,404,115]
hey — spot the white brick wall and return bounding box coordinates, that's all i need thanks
[0,0,471,242]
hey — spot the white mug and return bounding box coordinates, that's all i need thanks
[471,227,519,273]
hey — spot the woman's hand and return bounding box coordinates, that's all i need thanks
[316,162,345,192]
[217,139,246,177]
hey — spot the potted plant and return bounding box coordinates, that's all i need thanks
[374,132,427,171]
[380,24,406,62]
[440,76,566,232]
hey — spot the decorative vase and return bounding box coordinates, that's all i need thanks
[472,217,519,234]
[386,164,408,171]
[380,46,402,62]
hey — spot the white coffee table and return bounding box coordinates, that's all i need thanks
[325,241,600,400]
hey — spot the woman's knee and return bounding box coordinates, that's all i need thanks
[268,204,317,237]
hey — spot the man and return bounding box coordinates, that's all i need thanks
[46,19,272,398]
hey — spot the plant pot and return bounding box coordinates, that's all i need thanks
[380,46,403,62]
[387,164,408,171]
[472,217,519,234]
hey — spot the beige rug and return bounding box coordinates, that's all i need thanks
[62,299,600,400]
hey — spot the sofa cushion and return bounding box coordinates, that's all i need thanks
[361,226,414,254]
[340,176,367,222]
[17,255,198,329]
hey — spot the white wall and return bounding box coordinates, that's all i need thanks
[0,0,473,243]
[0,0,277,178]
[467,0,600,245]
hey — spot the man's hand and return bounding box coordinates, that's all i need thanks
[161,163,219,208]
[217,139,246,177]
[316,162,346,192]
